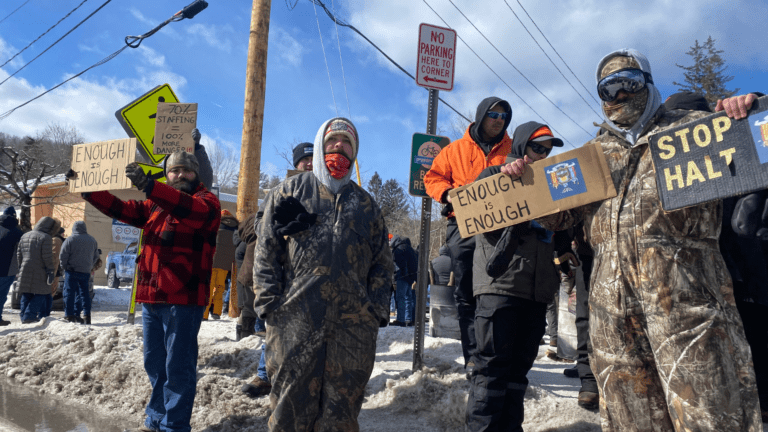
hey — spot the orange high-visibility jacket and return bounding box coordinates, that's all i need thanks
[424,126,512,208]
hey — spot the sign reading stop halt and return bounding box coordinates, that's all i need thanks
[416,23,456,91]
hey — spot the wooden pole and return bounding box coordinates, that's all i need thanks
[236,0,271,222]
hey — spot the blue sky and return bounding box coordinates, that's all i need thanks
[0,0,766,191]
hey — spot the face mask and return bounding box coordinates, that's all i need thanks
[603,88,648,128]
[325,153,351,179]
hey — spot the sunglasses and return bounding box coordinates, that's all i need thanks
[527,142,552,156]
[597,68,654,102]
[486,111,508,120]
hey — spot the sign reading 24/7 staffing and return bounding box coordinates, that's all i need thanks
[648,96,768,211]
[409,133,450,197]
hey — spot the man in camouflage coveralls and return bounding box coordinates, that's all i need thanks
[254,117,394,432]
[536,49,762,431]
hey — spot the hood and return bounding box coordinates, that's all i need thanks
[469,97,513,154]
[221,214,239,229]
[509,121,562,159]
[596,49,661,145]
[238,212,258,244]
[72,221,87,235]
[439,244,450,256]
[390,234,405,249]
[34,216,60,235]
[0,213,18,230]
[312,117,358,194]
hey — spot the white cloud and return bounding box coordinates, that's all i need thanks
[185,23,233,53]
[271,27,306,68]
[129,7,181,40]
[754,114,768,126]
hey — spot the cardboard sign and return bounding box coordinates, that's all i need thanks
[286,169,303,178]
[648,96,768,211]
[153,103,197,154]
[416,23,457,91]
[450,143,617,238]
[410,133,450,197]
[69,138,137,193]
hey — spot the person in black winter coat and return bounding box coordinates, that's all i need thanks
[430,244,452,286]
[0,206,22,326]
[390,235,417,326]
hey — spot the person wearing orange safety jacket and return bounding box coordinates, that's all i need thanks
[424,96,512,367]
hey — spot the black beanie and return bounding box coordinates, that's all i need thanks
[664,91,712,113]
[292,142,314,168]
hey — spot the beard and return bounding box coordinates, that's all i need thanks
[603,88,649,128]
[168,176,199,194]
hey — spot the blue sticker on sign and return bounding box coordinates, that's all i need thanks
[750,112,768,164]
[545,158,587,201]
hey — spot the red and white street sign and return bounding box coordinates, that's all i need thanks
[416,23,456,91]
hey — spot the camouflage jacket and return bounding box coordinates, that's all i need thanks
[538,107,731,312]
[253,172,394,325]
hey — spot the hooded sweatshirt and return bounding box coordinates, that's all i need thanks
[311,117,359,194]
[596,49,662,145]
[0,210,22,277]
[469,97,513,155]
[59,221,99,274]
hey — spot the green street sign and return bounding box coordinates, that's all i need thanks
[409,133,450,197]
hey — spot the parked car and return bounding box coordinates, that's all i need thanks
[10,277,95,311]
[105,241,138,288]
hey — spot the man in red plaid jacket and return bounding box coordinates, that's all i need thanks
[73,150,220,432]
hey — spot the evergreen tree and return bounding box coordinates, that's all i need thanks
[367,172,383,203]
[673,36,738,108]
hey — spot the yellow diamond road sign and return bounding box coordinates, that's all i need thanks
[137,162,167,186]
[116,84,179,165]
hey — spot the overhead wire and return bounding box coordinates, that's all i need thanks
[500,0,601,119]
[422,0,576,147]
[312,0,339,116]
[0,0,31,26]
[308,0,471,124]
[513,0,602,107]
[0,0,90,70]
[331,0,351,119]
[443,0,592,140]
[0,0,113,88]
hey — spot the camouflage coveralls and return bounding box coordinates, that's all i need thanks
[254,172,394,432]
[539,108,761,431]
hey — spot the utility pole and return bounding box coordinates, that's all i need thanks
[237,0,271,222]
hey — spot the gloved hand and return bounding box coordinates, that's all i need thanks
[65,168,78,183]
[272,196,317,237]
[46,271,55,286]
[732,193,764,237]
[125,162,149,191]
[192,128,202,150]
[554,252,580,294]
[486,225,524,278]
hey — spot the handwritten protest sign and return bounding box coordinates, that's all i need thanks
[450,143,616,238]
[648,96,768,211]
[153,102,197,154]
[69,138,136,193]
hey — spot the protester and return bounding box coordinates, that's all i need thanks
[535,49,761,431]
[72,149,221,432]
[48,227,65,317]
[253,117,393,431]
[0,206,22,326]
[233,212,260,341]
[59,221,99,324]
[465,121,566,431]
[424,96,513,367]
[16,216,58,324]
[205,209,238,320]
[429,244,452,286]
[240,141,315,399]
[390,235,417,326]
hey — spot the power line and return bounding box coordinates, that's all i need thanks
[0,0,90,70]
[443,0,592,140]
[0,0,113,88]
[513,0,602,107]
[422,0,576,147]
[331,0,352,120]
[0,0,31,26]
[311,0,339,116]
[500,0,601,119]
[308,0,472,124]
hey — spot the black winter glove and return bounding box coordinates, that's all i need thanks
[732,192,765,237]
[486,225,524,279]
[125,162,149,191]
[192,128,202,150]
[65,168,78,183]
[272,196,317,238]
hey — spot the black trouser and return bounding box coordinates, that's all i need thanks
[545,295,558,344]
[466,294,547,432]
[446,218,476,365]
[735,296,768,411]
[576,255,597,393]
[236,280,257,320]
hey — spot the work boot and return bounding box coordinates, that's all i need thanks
[0,318,10,326]
[211,313,220,320]
[563,365,579,378]
[577,391,599,410]
[391,320,406,327]
[64,315,78,323]
[236,317,257,341]
[241,376,272,398]
[83,315,91,325]
[74,316,84,324]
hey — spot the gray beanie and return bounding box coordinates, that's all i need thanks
[164,150,200,176]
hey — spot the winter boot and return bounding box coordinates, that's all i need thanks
[577,391,599,410]
[241,376,272,398]
[563,365,579,378]
[74,316,84,324]
[64,315,78,323]
[236,317,256,341]
[83,315,91,325]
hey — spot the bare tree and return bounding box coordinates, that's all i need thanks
[206,139,240,188]
[35,122,85,174]
[0,141,56,231]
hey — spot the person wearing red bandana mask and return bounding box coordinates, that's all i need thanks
[253,117,394,431]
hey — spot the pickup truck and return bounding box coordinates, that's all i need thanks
[105,242,138,288]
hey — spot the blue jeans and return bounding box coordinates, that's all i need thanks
[142,303,204,432]
[64,271,90,317]
[40,294,52,317]
[20,293,45,322]
[257,342,269,382]
[395,279,415,323]
[0,276,14,319]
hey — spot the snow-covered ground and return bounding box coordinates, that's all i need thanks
[1,286,601,431]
